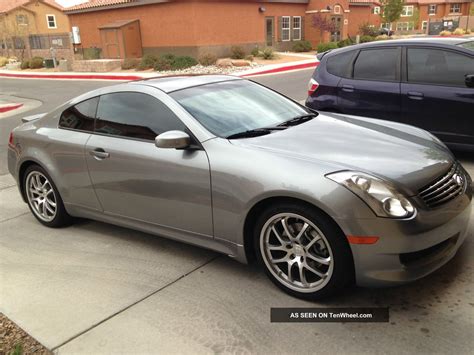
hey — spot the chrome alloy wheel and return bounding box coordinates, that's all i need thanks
[260,213,334,293]
[26,171,57,222]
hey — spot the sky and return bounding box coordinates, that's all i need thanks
[54,0,88,7]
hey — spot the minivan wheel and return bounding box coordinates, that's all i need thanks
[254,202,353,300]
[24,165,73,228]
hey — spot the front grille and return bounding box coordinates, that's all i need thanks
[418,163,467,208]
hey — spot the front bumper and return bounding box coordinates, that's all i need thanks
[338,194,472,287]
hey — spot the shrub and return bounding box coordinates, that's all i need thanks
[360,35,375,43]
[162,53,176,62]
[453,28,465,35]
[154,57,174,71]
[245,55,254,62]
[251,47,261,57]
[230,46,246,59]
[138,54,159,70]
[316,42,338,53]
[466,29,471,34]
[121,58,140,70]
[20,60,30,70]
[199,53,218,66]
[337,38,352,48]
[359,22,379,37]
[29,56,44,69]
[0,57,8,67]
[261,47,275,60]
[292,40,312,52]
[439,30,452,36]
[172,56,198,70]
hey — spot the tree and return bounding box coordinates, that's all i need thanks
[380,0,404,28]
[311,13,337,43]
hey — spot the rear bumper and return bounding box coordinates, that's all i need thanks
[339,197,472,287]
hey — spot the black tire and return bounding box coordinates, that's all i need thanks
[254,201,354,300]
[23,164,73,228]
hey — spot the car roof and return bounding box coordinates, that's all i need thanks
[130,75,242,93]
[362,36,474,46]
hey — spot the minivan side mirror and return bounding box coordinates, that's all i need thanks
[155,130,191,149]
[465,74,474,88]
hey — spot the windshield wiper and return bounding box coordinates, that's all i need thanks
[277,113,317,127]
[226,128,274,139]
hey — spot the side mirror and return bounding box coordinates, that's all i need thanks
[465,74,474,88]
[155,130,191,149]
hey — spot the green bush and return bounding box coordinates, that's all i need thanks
[29,56,44,69]
[251,47,261,57]
[153,55,198,71]
[292,40,312,52]
[360,35,376,43]
[337,38,353,48]
[261,47,275,60]
[138,54,159,70]
[199,53,218,66]
[172,56,198,70]
[153,57,174,71]
[20,60,30,70]
[121,58,140,70]
[0,57,8,67]
[316,42,338,53]
[230,46,246,59]
[359,22,379,37]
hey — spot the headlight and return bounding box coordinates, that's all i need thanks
[326,171,416,219]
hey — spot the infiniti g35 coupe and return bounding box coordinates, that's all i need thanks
[7,76,472,299]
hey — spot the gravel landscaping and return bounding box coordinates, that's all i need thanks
[0,313,50,355]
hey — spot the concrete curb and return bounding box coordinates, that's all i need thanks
[0,58,317,81]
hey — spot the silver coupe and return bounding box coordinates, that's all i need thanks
[7,76,472,299]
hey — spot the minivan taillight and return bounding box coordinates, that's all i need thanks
[308,78,319,96]
[8,131,14,149]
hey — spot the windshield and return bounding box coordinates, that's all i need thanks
[457,41,474,51]
[170,80,312,138]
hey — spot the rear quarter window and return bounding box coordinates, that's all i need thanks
[59,97,98,132]
[326,50,356,77]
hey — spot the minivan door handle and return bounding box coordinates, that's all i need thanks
[89,148,110,160]
[342,85,354,93]
[407,91,424,100]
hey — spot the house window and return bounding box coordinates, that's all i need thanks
[292,16,301,41]
[282,16,291,41]
[396,22,414,31]
[16,15,28,25]
[401,6,414,17]
[450,4,461,13]
[422,21,428,30]
[46,14,57,29]
[373,6,381,15]
[334,5,341,14]
[428,4,437,15]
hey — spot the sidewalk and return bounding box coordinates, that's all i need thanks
[0,58,317,81]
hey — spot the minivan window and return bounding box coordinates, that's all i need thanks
[327,50,356,77]
[59,97,98,132]
[353,48,399,81]
[407,48,474,87]
[95,92,185,141]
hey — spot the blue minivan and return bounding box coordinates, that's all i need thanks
[306,37,474,151]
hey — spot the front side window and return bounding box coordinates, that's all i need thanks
[293,16,301,41]
[59,97,98,132]
[450,4,461,13]
[46,15,56,29]
[407,48,474,87]
[282,16,291,41]
[401,6,414,17]
[171,80,310,138]
[428,4,437,15]
[95,93,185,141]
[353,48,399,81]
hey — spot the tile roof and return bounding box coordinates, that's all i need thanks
[0,0,63,14]
[65,0,137,11]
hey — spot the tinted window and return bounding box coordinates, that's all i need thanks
[457,41,474,52]
[407,48,474,87]
[353,48,399,81]
[327,50,355,77]
[171,80,311,138]
[59,97,98,131]
[95,93,185,141]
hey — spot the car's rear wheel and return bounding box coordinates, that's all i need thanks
[24,165,72,228]
[254,202,353,300]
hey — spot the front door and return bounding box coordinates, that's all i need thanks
[100,29,120,59]
[330,16,342,42]
[265,17,274,47]
[85,91,213,237]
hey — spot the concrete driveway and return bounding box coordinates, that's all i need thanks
[1,73,473,354]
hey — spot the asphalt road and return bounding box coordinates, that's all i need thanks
[0,71,473,354]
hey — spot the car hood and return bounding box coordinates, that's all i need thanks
[231,113,454,195]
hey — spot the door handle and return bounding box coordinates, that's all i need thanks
[342,85,354,93]
[407,91,424,100]
[89,148,110,160]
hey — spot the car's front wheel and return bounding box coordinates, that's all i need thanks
[254,202,353,300]
[23,165,73,228]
